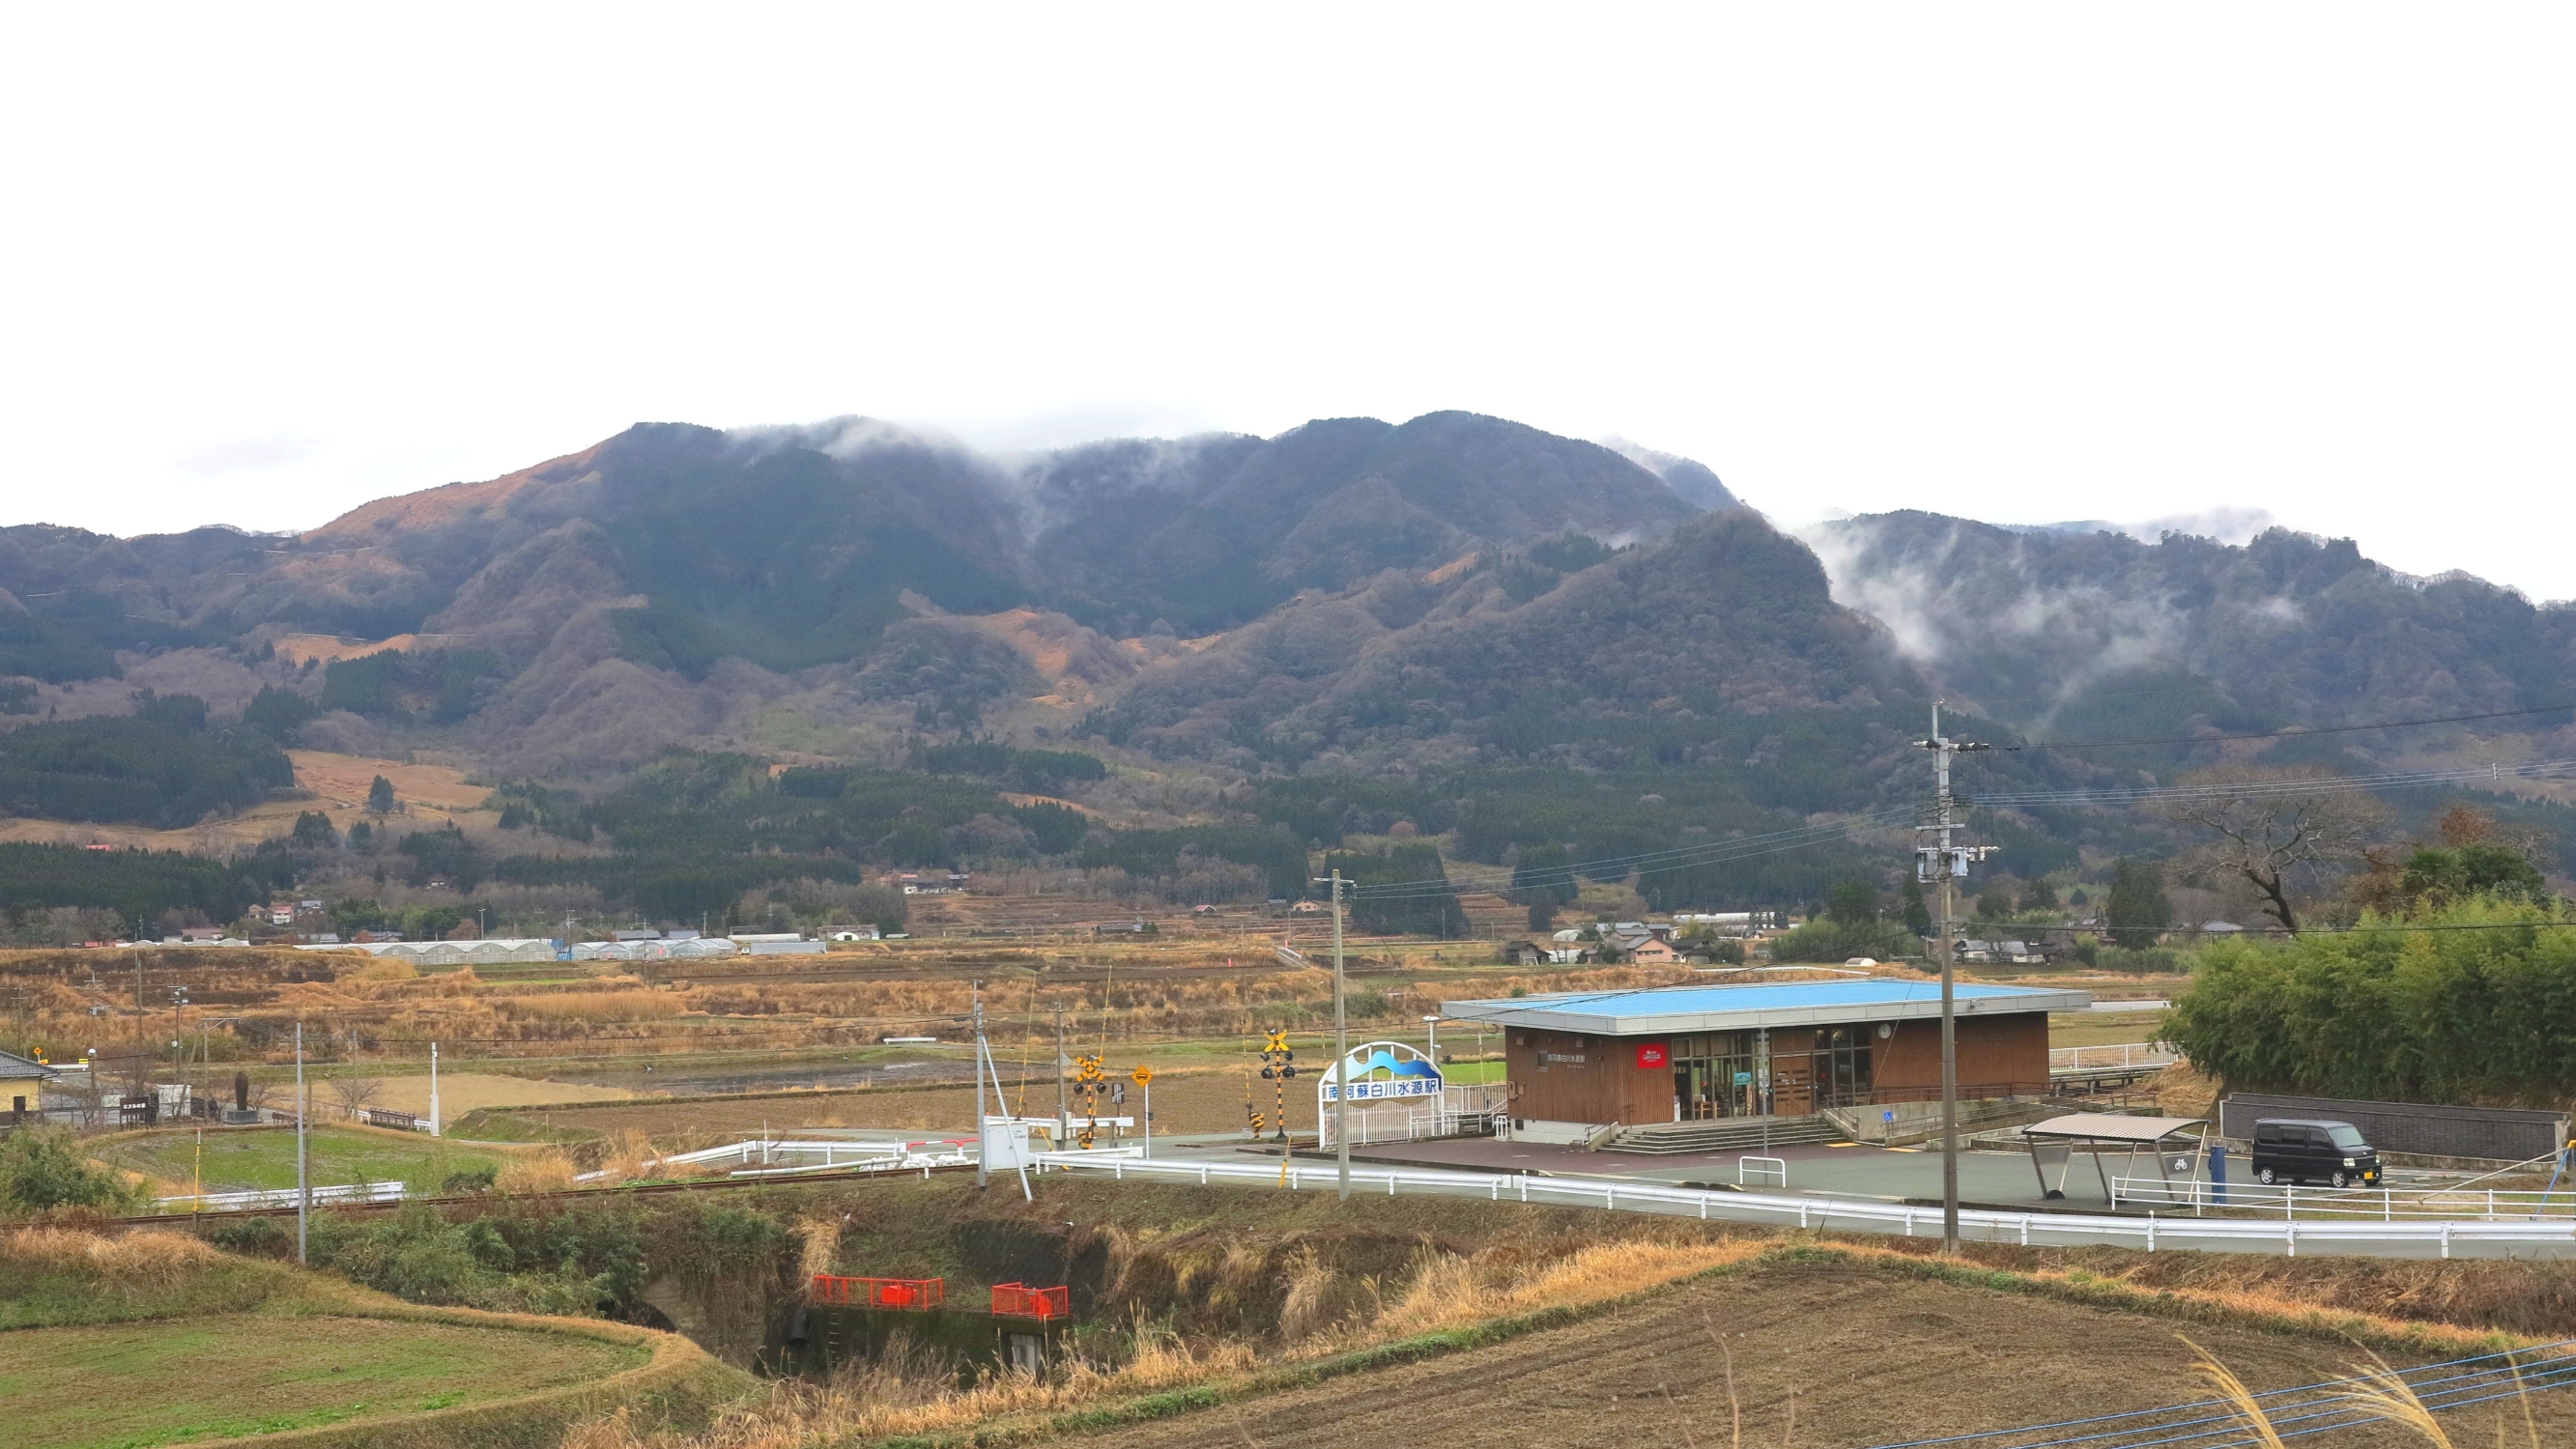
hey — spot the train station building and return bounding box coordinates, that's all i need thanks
[1440,979,2089,1144]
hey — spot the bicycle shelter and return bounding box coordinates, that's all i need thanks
[2022,1113,2208,1202]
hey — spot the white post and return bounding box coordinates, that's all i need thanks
[971,981,987,1189]
[294,1021,308,1264]
[428,1041,440,1137]
[1142,1078,1152,1160]
[1331,869,1349,1201]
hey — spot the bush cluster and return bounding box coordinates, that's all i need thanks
[2161,897,2576,1104]
[0,1128,145,1217]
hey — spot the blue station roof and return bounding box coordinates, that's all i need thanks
[1439,979,2090,1035]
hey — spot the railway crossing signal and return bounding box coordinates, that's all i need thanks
[1073,1053,1107,1149]
[1256,1029,1297,1144]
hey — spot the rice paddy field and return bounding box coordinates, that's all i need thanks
[1,1314,641,1449]
[0,1225,745,1449]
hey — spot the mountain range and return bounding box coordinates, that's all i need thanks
[5,409,2572,896]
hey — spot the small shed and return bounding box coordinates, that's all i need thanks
[1,1050,61,1118]
[2021,1113,2209,1202]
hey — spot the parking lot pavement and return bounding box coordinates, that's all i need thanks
[1291,1133,2157,1212]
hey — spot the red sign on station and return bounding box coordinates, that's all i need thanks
[1635,1041,1669,1069]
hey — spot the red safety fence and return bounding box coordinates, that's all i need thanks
[990,1282,1070,1321]
[811,1275,945,1310]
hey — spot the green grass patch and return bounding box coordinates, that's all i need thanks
[92,1125,513,1197]
[0,1243,292,1330]
[0,1313,646,1449]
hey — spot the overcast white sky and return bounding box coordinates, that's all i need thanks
[3,7,2569,596]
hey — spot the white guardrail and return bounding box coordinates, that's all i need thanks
[2112,1175,2576,1222]
[1032,1154,2576,1260]
[574,1138,977,1182]
[2046,1042,2177,1071]
[157,1180,407,1211]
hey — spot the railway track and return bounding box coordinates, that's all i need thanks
[114,1160,982,1229]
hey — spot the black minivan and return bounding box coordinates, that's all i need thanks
[2250,1119,2382,1187]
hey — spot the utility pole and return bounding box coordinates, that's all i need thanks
[1914,699,1992,1254]
[294,1020,308,1264]
[428,1041,441,1137]
[972,980,988,1188]
[1054,1006,1068,1145]
[1312,867,1351,1201]
[972,984,1031,1200]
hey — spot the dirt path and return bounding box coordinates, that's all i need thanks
[1082,1261,2574,1449]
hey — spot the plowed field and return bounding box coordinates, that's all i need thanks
[1082,1259,2576,1449]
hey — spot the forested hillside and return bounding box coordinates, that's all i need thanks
[0,693,292,827]
[1807,512,2576,744]
[2,408,2572,928]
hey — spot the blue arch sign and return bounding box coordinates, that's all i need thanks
[1319,1039,1445,1107]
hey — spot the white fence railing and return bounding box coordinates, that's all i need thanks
[157,1180,407,1211]
[579,1137,975,1182]
[2047,1043,2177,1072]
[1318,1085,1508,1150]
[2112,1174,2576,1221]
[1032,1154,2576,1260]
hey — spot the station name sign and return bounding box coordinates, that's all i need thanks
[1320,1040,1445,1105]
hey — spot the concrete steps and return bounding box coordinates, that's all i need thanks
[1601,1117,1843,1155]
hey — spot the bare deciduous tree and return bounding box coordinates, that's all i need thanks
[325,1075,385,1122]
[2154,768,2391,935]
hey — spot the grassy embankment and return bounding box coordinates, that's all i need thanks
[0,1225,747,1449]
[536,1173,2576,1448]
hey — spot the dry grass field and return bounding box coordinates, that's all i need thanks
[484,1059,1334,1147]
[0,748,497,852]
[365,1070,639,1118]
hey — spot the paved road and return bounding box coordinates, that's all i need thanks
[1093,1146,2576,1260]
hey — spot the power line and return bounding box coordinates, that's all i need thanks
[1352,807,1923,900]
[1349,757,2576,899]
[1921,679,2243,710]
[2015,700,2576,750]
[1354,813,1919,900]
[1976,757,2576,809]
[2095,917,2576,940]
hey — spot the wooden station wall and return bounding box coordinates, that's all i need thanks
[1503,1012,2052,1124]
